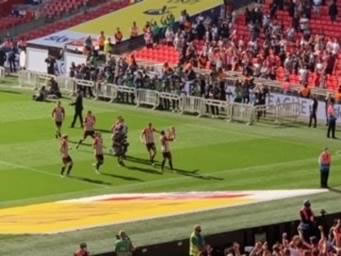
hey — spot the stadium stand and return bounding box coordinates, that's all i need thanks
[0,11,35,33]
[18,0,131,41]
[132,0,341,94]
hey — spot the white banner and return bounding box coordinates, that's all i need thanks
[267,93,341,125]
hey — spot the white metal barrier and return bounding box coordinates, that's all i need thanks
[159,92,181,112]
[201,99,231,119]
[114,85,136,102]
[254,102,301,124]
[181,96,203,116]
[135,89,160,109]
[231,103,256,125]
[56,76,75,95]
[276,102,301,122]
[0,67,5,79]
[18,70,56,90]
[96,83,118,101]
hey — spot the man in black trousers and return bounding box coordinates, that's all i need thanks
[309,96,318,128]
[70,91,84,128]
[327,98,337,139]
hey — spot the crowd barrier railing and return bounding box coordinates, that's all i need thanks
[201,98,232,120]
[158,92,181,112]
[13,71,304,126]
[135,89,160,109]
[18,70,56,90]
[180,96,204,116]
[96,83,118,102]
[0,67,5,79]
[231,103,257,125]
[254,102,301,124]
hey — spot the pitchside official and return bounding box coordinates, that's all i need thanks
[70,91,84,128]
[327,98,337,139]
[319,148,332,188]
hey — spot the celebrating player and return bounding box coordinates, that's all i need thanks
[160,127,176,172]
[112,121,126,166]
[76,110,96,149]
[60,134,73,177]
[93,132,104,174]
[51,101,65,138]
[140,123,159,165]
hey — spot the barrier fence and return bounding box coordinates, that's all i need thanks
[0,67,5,79]
[15,70,302,125]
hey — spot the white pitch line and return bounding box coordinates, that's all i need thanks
[0,160,110,189]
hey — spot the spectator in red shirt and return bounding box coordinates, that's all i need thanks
[74,242,90,256]
[299,200,317,241]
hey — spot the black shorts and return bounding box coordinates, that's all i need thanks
[162,152,171,159]
[55,121,62,128]
[84,130,95,139]
[96,154,104,162]
[62,155,72,164]
[146,143,156,151]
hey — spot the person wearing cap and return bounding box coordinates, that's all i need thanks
[319,148,332,188]
[114,231,134,256]
[189,225,206,256]
[74,242,90,256]
[298,200,316,241]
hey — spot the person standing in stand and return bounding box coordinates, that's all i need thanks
[319,147,332,188]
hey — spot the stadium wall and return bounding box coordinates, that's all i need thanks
[94,212,341,256]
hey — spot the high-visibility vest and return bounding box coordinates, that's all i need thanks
[189,232,204,256]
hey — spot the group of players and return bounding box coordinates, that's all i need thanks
[51,101,176,177]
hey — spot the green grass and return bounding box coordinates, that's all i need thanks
[0,84,340,256]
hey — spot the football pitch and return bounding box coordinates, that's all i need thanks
[0,81,341,256]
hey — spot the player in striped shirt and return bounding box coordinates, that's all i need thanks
[76,111,96,149]
[51,101,65,138]
[93,132,104,174]
[140,123,159,165]
[160,127,176,172]
[60,134,73,177]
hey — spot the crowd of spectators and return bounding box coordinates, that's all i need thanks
[72,201,341,256]
[67,0,341,111]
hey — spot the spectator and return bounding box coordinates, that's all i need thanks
[8,48,17,73]
[45,56,56,75]
[300,84,311,98]
[298,200,316,241]
[114,27,123,44]
[97,31,106,51]
[33,86,48,101]
[48,77,61,98]
[329,0,338,22]
[130,21,139,39]
[74,242,90,256]
[114,230,134,256]
[104,37,113,60]
[190,225,206,256]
